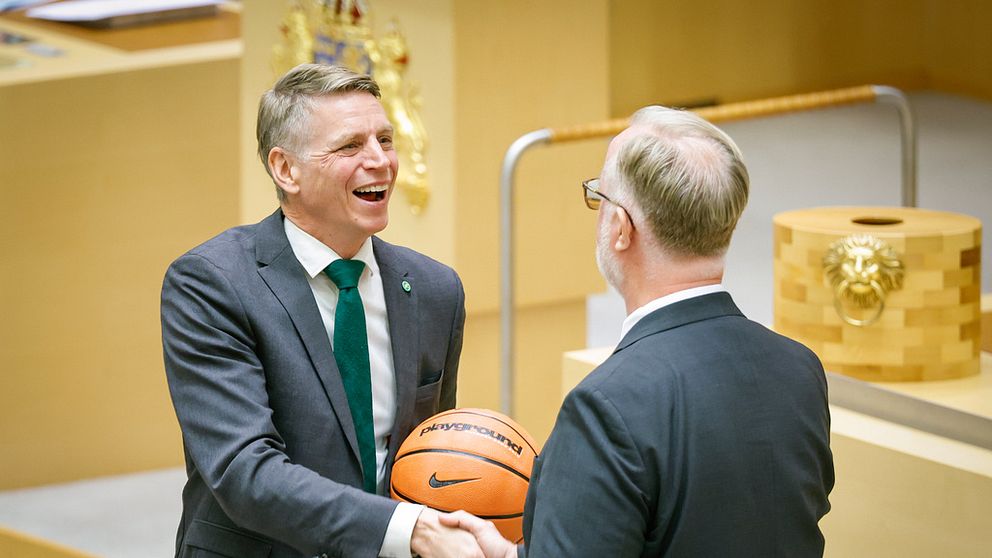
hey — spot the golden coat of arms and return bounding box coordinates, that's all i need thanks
[272,0,431,214]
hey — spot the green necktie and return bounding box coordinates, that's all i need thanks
[324,259,377,494]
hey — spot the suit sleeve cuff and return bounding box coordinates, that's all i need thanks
[378,501,424,558]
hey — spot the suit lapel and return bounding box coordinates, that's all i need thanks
[373,237,420,463]
[254,210,362,466]
[614,292,745,353]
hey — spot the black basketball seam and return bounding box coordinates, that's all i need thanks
[392,448,531,482]
[389,485,524,520]
[391,489,417,504]
[427,410,539,456]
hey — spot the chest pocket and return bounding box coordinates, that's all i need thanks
[413,369,444,421]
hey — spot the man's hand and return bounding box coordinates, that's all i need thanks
[411,508,484,558]
[438,511,517,558]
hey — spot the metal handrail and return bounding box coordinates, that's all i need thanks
[498,84,917,417]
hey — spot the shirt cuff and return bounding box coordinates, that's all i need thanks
[379,501,425,558]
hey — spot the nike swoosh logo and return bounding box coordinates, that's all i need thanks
[429,473,480,489]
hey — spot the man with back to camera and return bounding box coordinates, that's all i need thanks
[444,106,835,557]
[161,64,484,558]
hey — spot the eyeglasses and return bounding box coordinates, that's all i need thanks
[581,178,636,231]
[582,177,629,209]
[581,178,611,210]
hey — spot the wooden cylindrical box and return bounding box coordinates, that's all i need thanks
[773,207,982,382]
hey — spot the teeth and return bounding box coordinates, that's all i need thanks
[354,184,388,193]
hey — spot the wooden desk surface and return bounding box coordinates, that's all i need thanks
[0,4,239,52]
[0,4,241,87]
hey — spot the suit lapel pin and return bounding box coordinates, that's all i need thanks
[401,280,412,293]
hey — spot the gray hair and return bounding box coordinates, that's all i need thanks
[256,64,381,200]
[608,106,749,257]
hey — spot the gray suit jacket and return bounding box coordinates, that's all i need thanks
[520,292,834,557]
[161,209,465,558]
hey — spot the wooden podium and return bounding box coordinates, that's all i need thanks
[0,5,241,490]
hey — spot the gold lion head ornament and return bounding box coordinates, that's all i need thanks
[822,234,905,327]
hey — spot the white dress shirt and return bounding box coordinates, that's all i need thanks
[619,284,727,341]
[284,218,422,558]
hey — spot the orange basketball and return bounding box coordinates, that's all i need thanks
[391,408,538,543]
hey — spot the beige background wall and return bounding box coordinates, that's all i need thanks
[450,0,609,442]
[925,1,992,99]
[609,0,992,116]
[3,0,991,489]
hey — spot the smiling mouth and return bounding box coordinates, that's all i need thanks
[353,184,388,202]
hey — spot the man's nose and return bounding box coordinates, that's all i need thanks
[363,139,390,169]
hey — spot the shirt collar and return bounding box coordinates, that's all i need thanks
[283,216,378,280]
[619,284,726,340]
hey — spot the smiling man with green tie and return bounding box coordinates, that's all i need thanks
[161,64,481,558]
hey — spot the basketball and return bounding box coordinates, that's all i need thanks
[390,408,538,543]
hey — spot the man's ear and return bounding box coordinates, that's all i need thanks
[268,147,301,196]
[613,205,633,251]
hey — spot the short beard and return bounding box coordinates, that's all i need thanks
[595,228,623,290]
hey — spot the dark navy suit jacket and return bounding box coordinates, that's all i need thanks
[520,292,834,557]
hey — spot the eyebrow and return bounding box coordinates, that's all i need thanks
[328,125,395,147]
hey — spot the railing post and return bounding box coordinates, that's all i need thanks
[498,129,552,417]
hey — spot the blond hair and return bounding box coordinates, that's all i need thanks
[610,106,749,257]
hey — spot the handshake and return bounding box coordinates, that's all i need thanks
[412,508,517,558]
